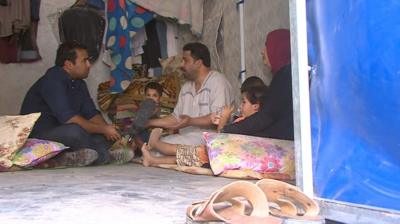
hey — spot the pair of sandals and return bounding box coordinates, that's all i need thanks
[187,179,322,223]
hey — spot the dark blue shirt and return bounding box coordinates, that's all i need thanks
[20,66,99,136]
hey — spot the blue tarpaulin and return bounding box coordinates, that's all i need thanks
[307,0,400,211]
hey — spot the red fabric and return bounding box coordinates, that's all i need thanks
[265,29,291,75]
[0,36,18,63]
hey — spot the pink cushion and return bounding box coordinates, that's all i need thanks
[204,132,295,180]
[12,138,68,168]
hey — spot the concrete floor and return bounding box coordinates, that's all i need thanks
[0,164,237,224]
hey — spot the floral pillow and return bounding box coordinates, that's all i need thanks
[12,138,68,168]
[0,113,41,169]
[203,132,295,180]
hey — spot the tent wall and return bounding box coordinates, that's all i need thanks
[201,0,289,101]
[307,0,400,211]
[0,0,289,115]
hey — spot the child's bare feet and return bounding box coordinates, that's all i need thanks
[148,128,163,149]
[141,143,153,167]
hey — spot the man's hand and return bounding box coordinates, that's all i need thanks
[169,115,191,130]
[102,124,121,141]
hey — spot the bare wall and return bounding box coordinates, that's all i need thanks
[201,0,289,103]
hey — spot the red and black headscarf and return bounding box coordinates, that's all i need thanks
[265,29,291,75]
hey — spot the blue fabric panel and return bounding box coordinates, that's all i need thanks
[106,0,154,93]
[307,0,400,210]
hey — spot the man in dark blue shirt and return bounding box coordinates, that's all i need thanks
[20,42,121,166]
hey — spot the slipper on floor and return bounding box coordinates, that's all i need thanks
[187,181,282,224]
[256,179,323,222]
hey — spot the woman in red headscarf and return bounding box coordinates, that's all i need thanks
[222,29,294,140]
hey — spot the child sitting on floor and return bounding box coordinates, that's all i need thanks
[131,81,164,147]
[140,81,267,167]
[144,81,163,115]
[212,84,268,132]
[111,81,163,158]
[116,81,163,117]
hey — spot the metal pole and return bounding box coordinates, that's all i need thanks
[237,0,246,84]
[289,0,314,197]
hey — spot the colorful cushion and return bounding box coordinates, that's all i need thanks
[204,132,295,180]
[12,138,68,168]
[0,113,41,168]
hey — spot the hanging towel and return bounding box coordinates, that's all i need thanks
[0,0,30,37]
[165,20,178,57]
[134,0,204,36]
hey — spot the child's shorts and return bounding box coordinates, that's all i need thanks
[176,144,209,167]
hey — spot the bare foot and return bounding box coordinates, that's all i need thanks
[141,143,153,167]
[148,128,163,149]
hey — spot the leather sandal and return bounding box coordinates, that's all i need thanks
[187,181,282,224]
[256,179,323,221]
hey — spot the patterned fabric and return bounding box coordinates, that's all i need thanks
[97,55,184,112]
[204,132,295,179]
[176,144,209,167]
[106,0,154,93]
[12,138,68,168]
[0,113,41,168]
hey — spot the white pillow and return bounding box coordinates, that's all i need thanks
[0,113,40,168]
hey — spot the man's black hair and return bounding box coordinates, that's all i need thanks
[182,42,211,67]
[145,82,163,96]
[55,41,88,67]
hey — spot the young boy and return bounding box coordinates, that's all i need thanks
[214,85,268,131]
[111,81,163,158]
[144,81,163,116]
[116,81,163,114]
[128,82,163,154]
[140,84,267,167]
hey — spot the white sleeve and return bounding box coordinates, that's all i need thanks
[210,74,234,113]
[172,85,185,119]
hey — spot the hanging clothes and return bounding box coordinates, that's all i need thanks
[134,0,204,36]
[19,0,42,62]
[0,0,8,6]
[155,20,168,59]
[0,0,42,63]
[131,28,147,57]
[86,0,105,10]
[0,0,30,37]
[165,20,178,57]
[59,4,105,62]
[0,36,18,63]
[142,19,162,69]
[106,0,154,93]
